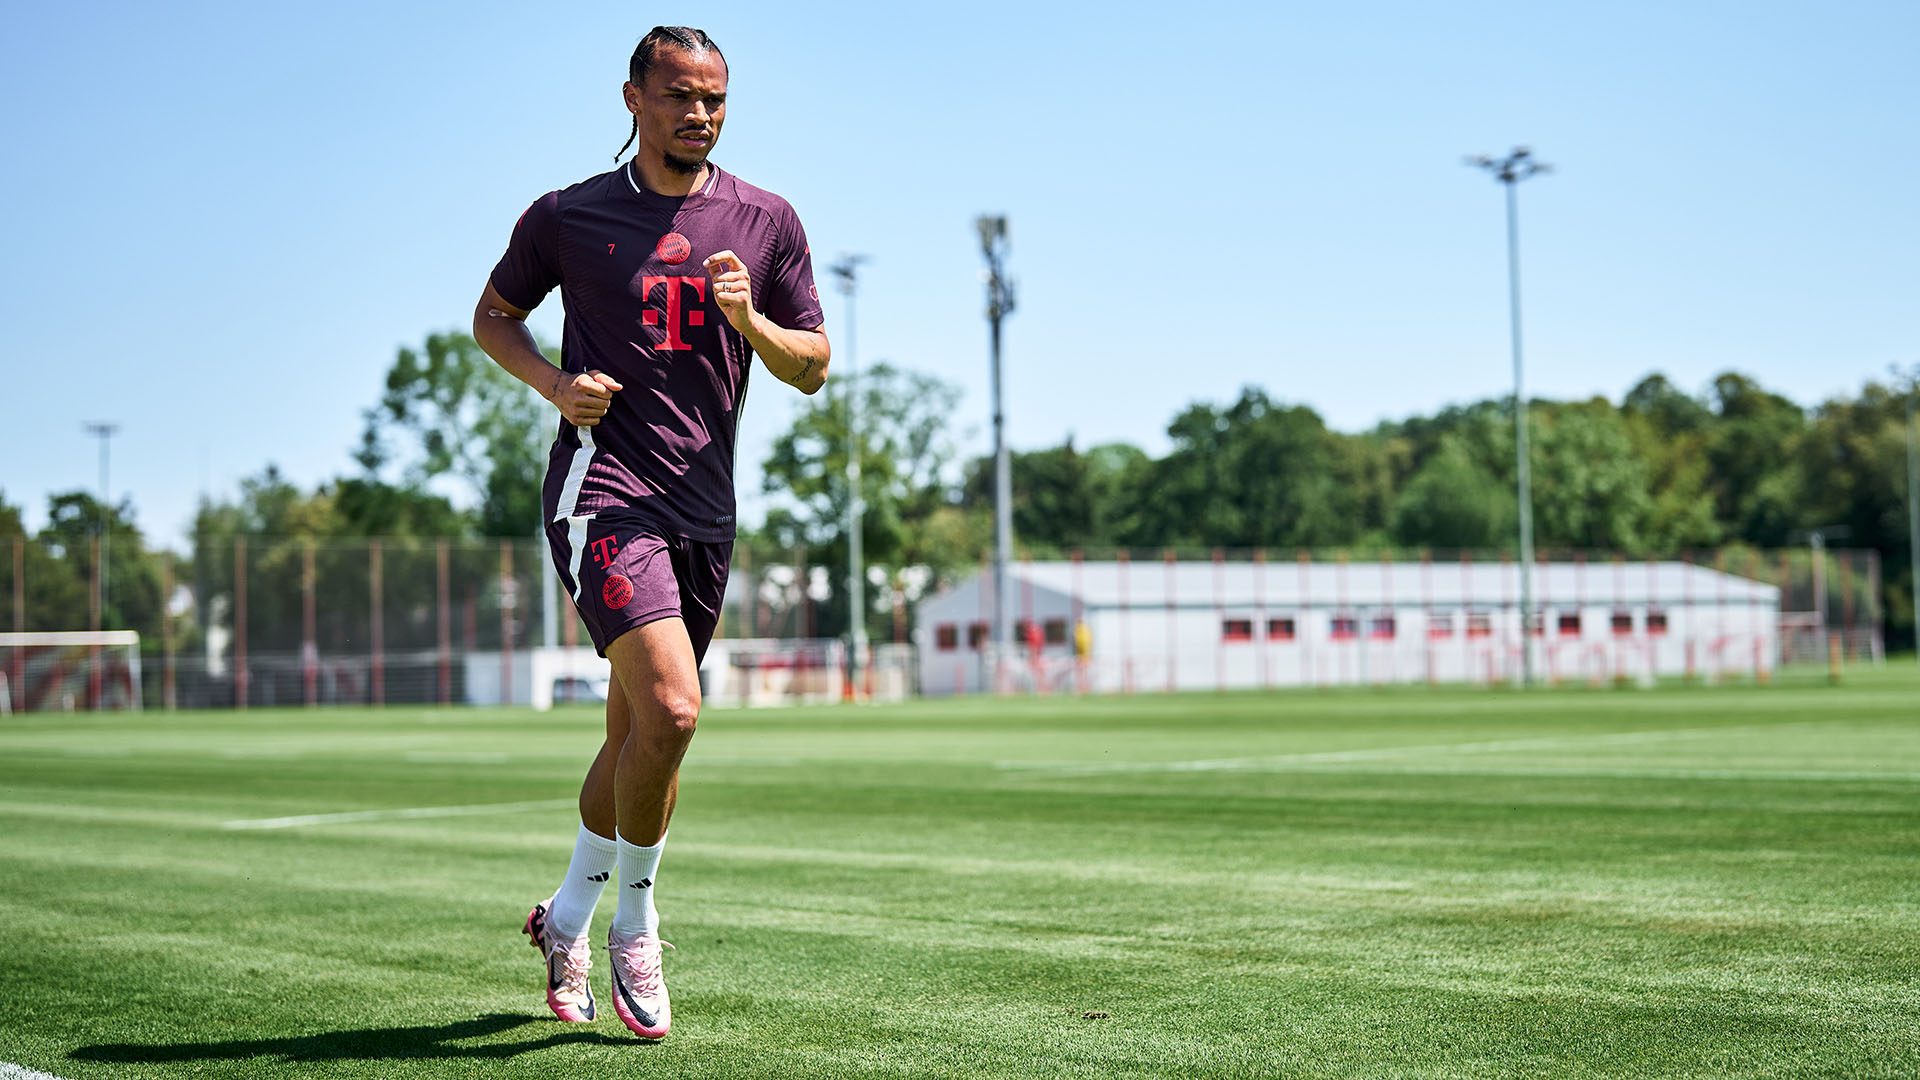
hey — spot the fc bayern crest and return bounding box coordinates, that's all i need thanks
[603,574,635,610]
[656,233,692,264]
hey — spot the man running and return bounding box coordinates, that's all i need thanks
[472,26,828,1039]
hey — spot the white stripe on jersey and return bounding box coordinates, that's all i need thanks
[553,424,595,521]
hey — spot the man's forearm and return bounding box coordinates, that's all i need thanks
[743,313,829,394]
[474,308,565,402]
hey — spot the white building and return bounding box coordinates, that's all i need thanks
[914,559,1780,695]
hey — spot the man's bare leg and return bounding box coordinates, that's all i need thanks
[605,617,701,847]
[524,668,633,1022]
[577,676,628,840]
[602,616,698,1038]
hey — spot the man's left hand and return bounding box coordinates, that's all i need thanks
[704,250,755,333]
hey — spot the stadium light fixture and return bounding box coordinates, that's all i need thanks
[975,216,1016,683]
[1467,147,1550,687]
[830,254,871,697]
[83,422,120,627]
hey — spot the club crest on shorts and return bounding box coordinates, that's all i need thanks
[603,574,635,610]
[656,233,692,265]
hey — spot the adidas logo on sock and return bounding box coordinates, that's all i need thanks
[628,878,652,889]
[587,872,610,882]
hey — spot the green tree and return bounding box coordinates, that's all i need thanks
[1111,388,1362,550]
[1527,400,1655,552]
[359,331,552,537]
[1390,435,1515,550]
[1705,372,1807,544]
[760,363,965,637]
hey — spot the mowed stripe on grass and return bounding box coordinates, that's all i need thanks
[0,669,1916,1079]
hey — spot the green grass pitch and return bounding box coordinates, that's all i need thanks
[2,668,1917,1079]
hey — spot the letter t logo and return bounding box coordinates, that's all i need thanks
[640,276,709,350]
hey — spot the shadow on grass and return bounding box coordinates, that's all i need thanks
[70,1012,641,1063]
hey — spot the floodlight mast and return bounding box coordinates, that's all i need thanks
[1467,147,1550,687]
[83,422,120,627]
[976,216,1017,686]
[831,254,871,697]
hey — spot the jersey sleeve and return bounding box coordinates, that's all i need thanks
[488,191,563,311]
[760,201,824,331]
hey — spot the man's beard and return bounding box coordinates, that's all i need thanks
[661,150,705,176]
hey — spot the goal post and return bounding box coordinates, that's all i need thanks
[0,631,143,713]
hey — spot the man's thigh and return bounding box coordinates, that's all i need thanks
[604,617,701,723]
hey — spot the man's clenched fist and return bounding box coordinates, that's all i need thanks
[547,369,623,426]
[704,250,755,333]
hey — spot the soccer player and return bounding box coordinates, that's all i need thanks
[472,26,827,1039]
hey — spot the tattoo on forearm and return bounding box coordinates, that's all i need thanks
[791,357,817,385]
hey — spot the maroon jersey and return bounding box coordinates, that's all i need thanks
[491,162,823,540]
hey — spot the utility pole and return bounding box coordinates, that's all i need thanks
[1468,147,1550,687]
[83,422,120,627]
[831,254,870,697]
[976,216,1016,688]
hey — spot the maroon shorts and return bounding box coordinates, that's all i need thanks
[545,510,732,662]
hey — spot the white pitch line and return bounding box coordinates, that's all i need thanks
[222,798,574,831]
[1,1062,75,1080]
[995,721,1831,776]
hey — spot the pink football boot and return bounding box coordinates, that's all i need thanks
[607,928,674,1038]
[523,900,596,1022]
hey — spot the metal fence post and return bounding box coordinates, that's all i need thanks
[370,539,384,706]
[234,536,248,710]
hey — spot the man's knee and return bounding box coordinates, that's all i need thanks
[652,684,701,738]
[624,681,700,752]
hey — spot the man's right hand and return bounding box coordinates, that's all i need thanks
[548,370,624,426]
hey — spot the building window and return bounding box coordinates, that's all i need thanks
[1558,612,1582,636]
[1428,611,1455,639]
[1611,610,1634,635]
[1222,618,1253,642]
[1646,610,1669,636]
[1331,615,1359,640]
[1370,615,1396,640]
[1467,612,1493,638]
[1267,617,1296,641]
[935,624,958,651]
[1044,618,1068,645]
[967,622,989,649]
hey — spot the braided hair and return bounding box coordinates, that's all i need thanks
[617,26,727,161]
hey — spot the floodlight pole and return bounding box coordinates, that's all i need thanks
[84,422,120,627]
[1469,148,1549,687]
[831,254,870,697]
[977,216,1017,682]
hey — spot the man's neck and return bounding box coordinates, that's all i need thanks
[630,156,708,199]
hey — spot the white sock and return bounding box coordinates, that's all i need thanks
[545,823,617,941]
[610,831,666,938]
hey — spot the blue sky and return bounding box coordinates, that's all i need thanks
[2,0,1915,547]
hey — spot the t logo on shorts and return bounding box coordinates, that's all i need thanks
[591,535,620,569]
[603,574,635,610]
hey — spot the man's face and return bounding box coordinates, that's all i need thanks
[624,48,728,176]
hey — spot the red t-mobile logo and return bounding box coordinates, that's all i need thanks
[590,535,619,569]
[641,275,708,350]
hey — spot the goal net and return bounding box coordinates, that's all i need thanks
[0,631,143,714]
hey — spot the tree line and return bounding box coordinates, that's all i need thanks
[2,332,1914,653]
